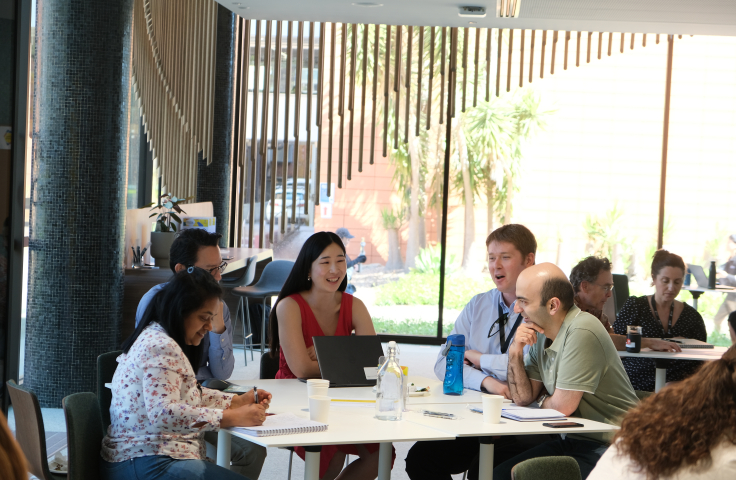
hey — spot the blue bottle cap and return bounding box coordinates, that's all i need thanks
[447,334,465,347]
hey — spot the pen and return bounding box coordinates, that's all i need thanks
[423,413,455,420]
[253,386,258,404]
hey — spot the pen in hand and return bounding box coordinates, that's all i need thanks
[253,386,258,405]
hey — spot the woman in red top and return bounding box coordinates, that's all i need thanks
[268,231,393,480]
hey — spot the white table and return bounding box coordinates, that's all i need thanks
[683,286,736,310]
[404,403,619,480]
[618,347,727,392]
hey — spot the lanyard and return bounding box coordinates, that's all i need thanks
[489,302,524,354]
[650,296,674,336]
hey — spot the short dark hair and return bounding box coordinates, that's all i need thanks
[540,277,575,312]
[570,256,612,293]
[485,224,537,259]
[122,267,223,372]
[169,229,223,273]
[651,249,685,279]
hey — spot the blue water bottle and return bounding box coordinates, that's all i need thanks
[442,334,465,395]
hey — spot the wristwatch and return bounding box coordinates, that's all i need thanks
[537,393,549,408]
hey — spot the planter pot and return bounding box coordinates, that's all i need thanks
[150,231,177,269]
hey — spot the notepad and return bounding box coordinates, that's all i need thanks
[501,408,566,422]
[230,413,328,437]
[664,338,714,349]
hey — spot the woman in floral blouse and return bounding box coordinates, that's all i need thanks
[101,267,271,480]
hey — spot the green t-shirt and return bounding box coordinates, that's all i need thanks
[524,306,639,443]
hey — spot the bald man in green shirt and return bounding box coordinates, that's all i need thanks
[498,263,638,480]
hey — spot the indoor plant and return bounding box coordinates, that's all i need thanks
[145,194,193,268]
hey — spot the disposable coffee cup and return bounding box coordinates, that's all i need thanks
[482,394,503,424]
[307,379,330,398]
[309,395,331,423]
[626,326,642,353]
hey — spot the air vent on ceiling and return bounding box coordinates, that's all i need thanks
[458,6,487,18]
[496,0,521,18]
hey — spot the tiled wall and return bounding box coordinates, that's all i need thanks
[24,0,133,407]
[197,5,235,248]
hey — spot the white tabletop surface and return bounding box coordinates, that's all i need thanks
[227,404,455,448]
[228,376,485,408]
[683,286,736,294]
[617,346,728,361]
[403,403,619,438]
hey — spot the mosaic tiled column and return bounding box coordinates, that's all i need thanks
[197,5,235,247]
[24,0,133,407]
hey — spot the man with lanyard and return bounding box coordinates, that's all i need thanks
[405,224,537,480]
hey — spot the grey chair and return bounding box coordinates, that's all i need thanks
[6,380,66,480]
[63,392,104,480]
[232,260,295,355]
[612,273,630,316]
[222,255,258,365]
[511,456,582,480]
[97,350,122,431]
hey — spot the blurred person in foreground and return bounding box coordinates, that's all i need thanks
[714,234,736,330]
[589,344,736,479]
[613,249,707,392]
[0,412,27,480]
[571,256,680,352]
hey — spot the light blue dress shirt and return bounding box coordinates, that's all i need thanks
[434,288,529,391]
[135,283,235,381]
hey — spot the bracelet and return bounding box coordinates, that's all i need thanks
[537,393,549,407]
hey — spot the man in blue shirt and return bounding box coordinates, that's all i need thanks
[135,228,266,479]
[406,224,538,480]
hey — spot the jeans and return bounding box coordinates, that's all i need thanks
[100,455,248,480]
[203,431,267,479]
[493,436,609,480]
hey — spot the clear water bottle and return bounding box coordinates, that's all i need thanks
[375,341,404,421]
[442,334,465,395]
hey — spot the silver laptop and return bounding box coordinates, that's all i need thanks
[688,264,736,290]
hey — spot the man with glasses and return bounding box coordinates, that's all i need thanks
[570,256,677,352]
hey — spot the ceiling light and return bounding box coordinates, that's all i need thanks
[496,0,521,18]
[468,21,477,25]
[352,2,383,7]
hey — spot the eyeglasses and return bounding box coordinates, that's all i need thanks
[187,262,228,276]
[595,283,614,293]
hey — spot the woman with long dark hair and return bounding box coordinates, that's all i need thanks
[588,344,736,479]
[268,231,392,480]
[101,268,271,480]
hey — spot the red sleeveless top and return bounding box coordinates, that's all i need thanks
[275,292,354,379]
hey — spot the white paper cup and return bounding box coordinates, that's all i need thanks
[307,379,330,398]
[309,395,331,423]
[482,394,503,424]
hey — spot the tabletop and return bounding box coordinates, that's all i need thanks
[618,346,728,361]
[683,286,736,294]
[221,247,273,274]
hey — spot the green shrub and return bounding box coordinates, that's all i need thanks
[413,245,459,275]
[374,272,496,310]
[707,329,732,347]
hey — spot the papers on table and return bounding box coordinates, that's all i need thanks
[467,404,566,421]
[231,412,328,437]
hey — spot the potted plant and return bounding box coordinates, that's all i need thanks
[145,194,193,268]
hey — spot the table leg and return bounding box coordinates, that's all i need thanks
[378,442,393,480]
[654,367,667,393]
[304,446,322,480]
[216,429,231,469]
[479,436,494,480]
[689,291,702,310]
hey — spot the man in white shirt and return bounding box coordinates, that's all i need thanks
[406,224,539,480]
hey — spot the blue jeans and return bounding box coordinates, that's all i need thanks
[493,436,609,480]
[100,456,249,480]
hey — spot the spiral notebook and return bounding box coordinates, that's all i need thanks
[231,413,328,437]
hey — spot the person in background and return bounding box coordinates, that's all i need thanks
[134,229,265,477]
[102,268,272,480]
[336,227,366,294]
[588,344,736,480]
[500,263,638,480]
[0,412,27,480]
[405,224,537,480]
[728,311,736,345]
[613,249,707,392]
[714,234,736,330]
[269,231,391,480]
[570,256,680,352]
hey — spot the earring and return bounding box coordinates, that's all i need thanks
[307,276,311,281]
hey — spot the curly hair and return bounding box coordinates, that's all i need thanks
[614,344,736,479]
[569,256,611,293]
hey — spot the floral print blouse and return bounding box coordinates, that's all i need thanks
[101,323,234,462]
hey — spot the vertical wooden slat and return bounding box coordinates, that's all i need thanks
[304,21,315,213]
[473,27,480,105]
[630,33,635,50]
[564,31,570,70]
[575,31,581,67]
[506,29,513,92]
[428,26,435,128]
[450,27,458,117]
[656,34,660,44]
[551,31,558,74]
[249,20,261,248]
[370,24,379,164]
[643,33,646,47]
[461,27,468,112]
[260,21,272,156]
[519,29,525,87]
[529,29,535,83]
[293,21,304,222]
[540,30,546,78]
[348,23,357,179]
[269,21,282,243]
[485,28,491,101]
[496,28,503,96]
[439,26,446,123]
[281,21,292,233]
[394,25,401,149]
[620,32,624,53]
[598,32,602,59]
[359,24,368,172]
[416,26,424,136]
[315,22,326,205]
[586,32,592,63]
[328,23,336,194]
[404,25,412,143]
[608,32,613,56]
[657,35,675,249]
[236,19,251,246]
[338,23,347,188]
